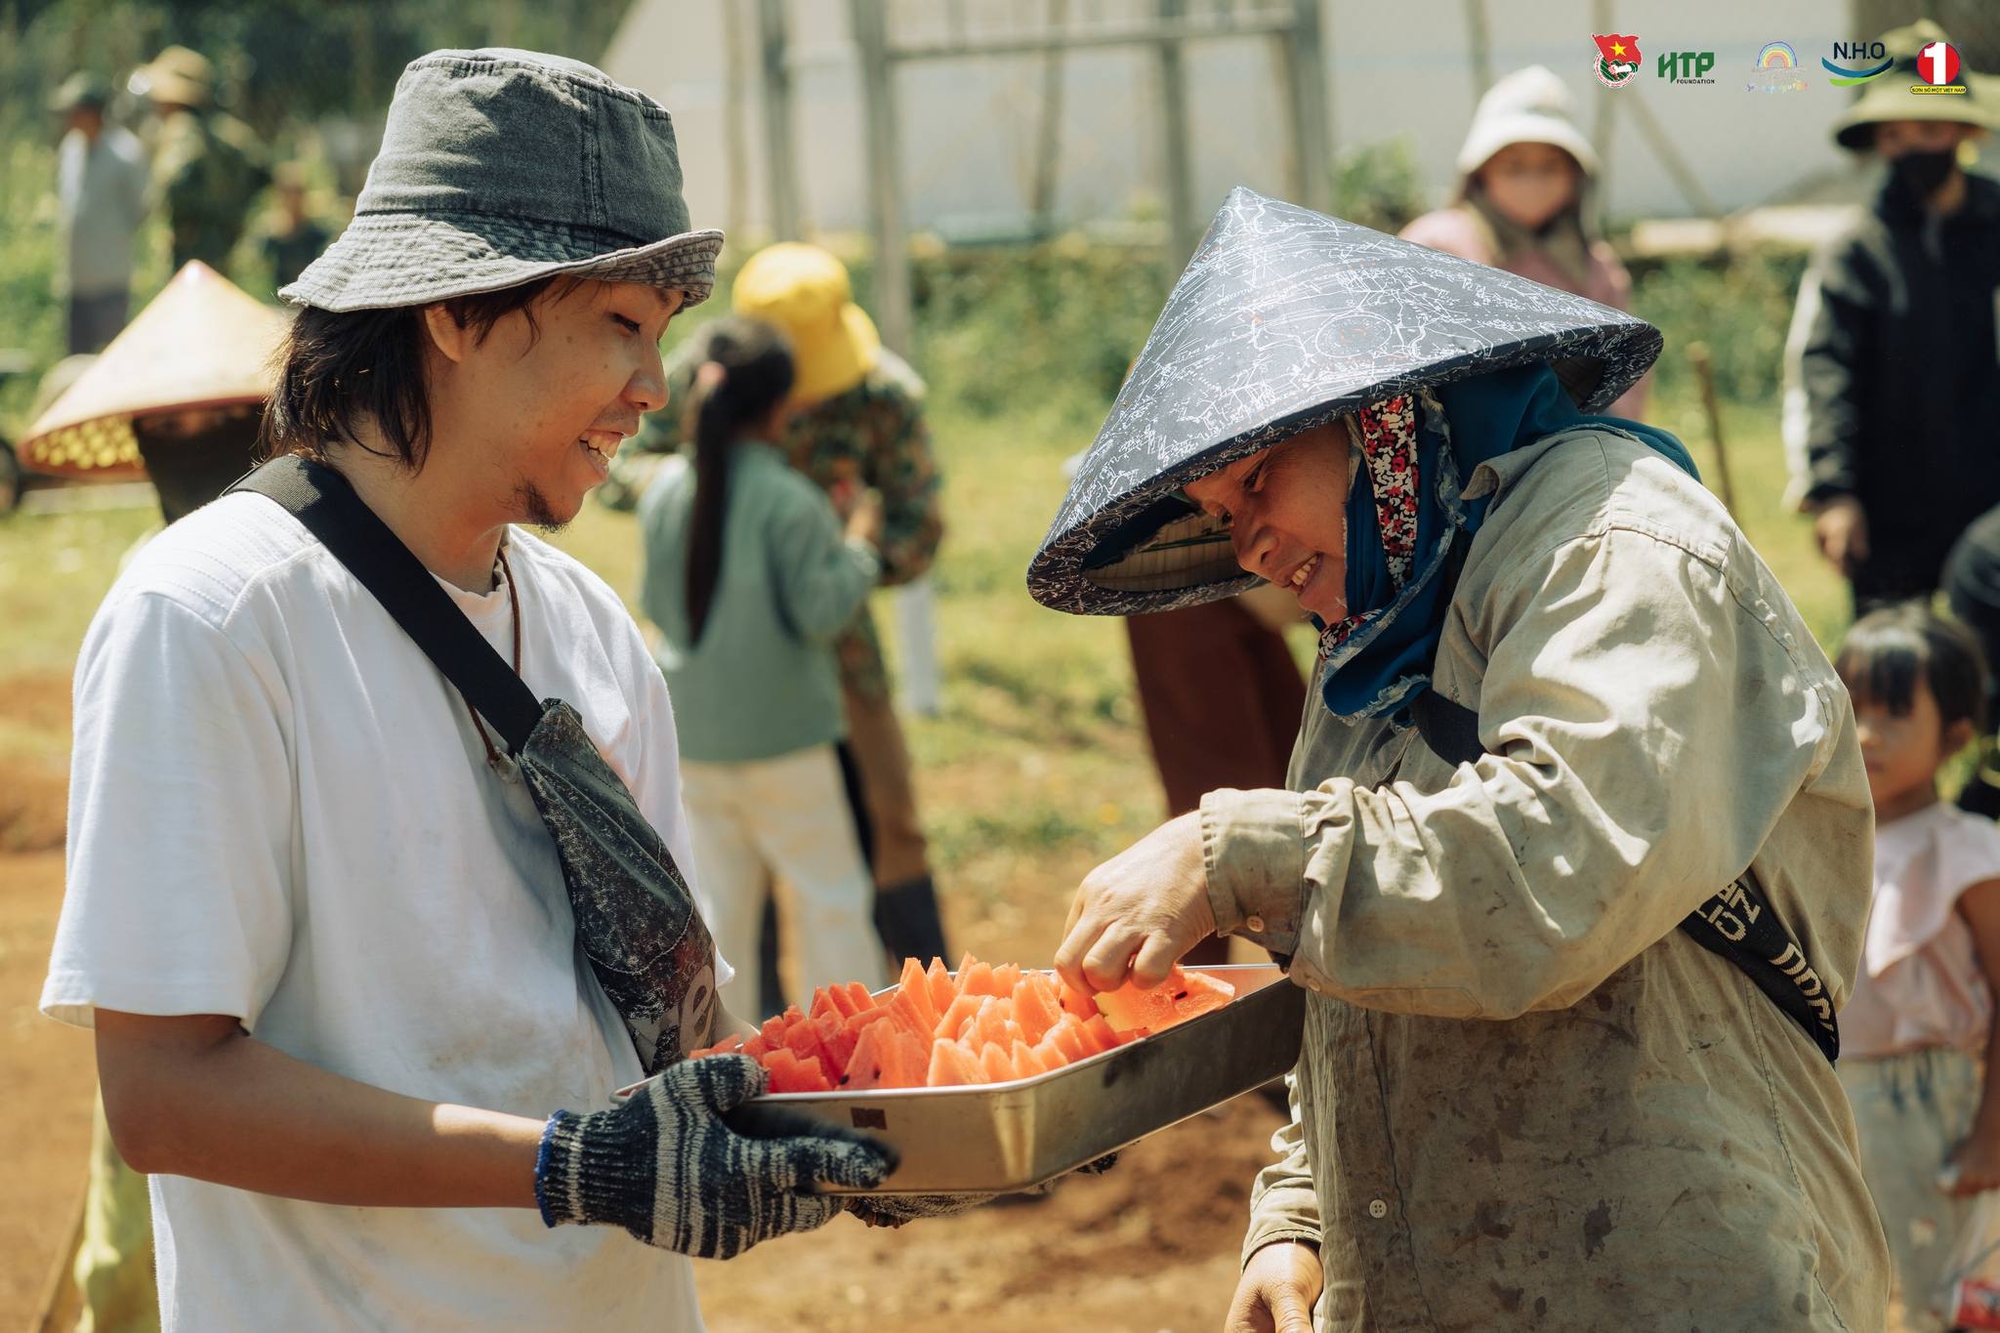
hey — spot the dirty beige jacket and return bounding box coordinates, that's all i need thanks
[1202,428,1889,1331]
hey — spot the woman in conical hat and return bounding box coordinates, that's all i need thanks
[18,260,286,524]
[1036,190,1886,1329]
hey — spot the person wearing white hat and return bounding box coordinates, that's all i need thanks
[1401,65,1646,419]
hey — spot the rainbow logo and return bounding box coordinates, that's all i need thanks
[1748,41,1810,92]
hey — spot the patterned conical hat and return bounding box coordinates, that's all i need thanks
[1027,188,1660,616]
[19,262,288,480]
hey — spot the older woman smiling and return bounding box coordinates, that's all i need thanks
[1032,189,1887,1331]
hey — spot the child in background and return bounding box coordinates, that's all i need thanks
[1399,64,1646,419]
[638,317,889,1019]
[1836,606,2000,1330]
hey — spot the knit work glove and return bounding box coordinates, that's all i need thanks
[535,1054,893,1259]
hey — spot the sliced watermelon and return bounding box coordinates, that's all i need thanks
[934,993,983,1042]
[1010,1039,1050,1078]
[978,1042,1018,1083]
[991,962,1023,995]
[959,959,999,998]
[927,1038,982,1086]
[1012,974,1062,1043]
[783,1017,830,1069]
[897,957,939,1030]
[690,1033,746,1058]
[1094,965,1236,1035]
[1045,1014,1090,1063]
[1057,978,1099,1021]
[925,957,956,1017]
[763,1048,834,1094]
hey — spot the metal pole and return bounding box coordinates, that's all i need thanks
[1463,0,1492,103]
[1156,0,1197,261]
[849,0,914,355]
[757,0,800,241]
[1030,0,1070,237]
[1286,0,1331,213]
[722,0,750,240]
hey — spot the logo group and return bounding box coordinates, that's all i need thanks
[1592,33,1641,87]
[1749,41,1809,93]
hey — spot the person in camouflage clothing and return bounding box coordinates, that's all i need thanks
[638,244,947,1002]
[130,46,268,273]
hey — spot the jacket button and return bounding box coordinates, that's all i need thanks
[1245,915,1266,933]
[1367,1198,1389,1220]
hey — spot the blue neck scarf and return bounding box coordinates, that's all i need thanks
[1317,363,1698,721]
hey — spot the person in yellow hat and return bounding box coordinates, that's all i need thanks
[1787,20,2000,615]
[128,45,268,272]
[651,243,949,1003]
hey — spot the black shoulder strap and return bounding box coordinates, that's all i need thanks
[230,456,544,753]
[1406,535,1840,1064]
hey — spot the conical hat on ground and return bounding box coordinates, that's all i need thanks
[1026,188,1660,617]
[19,262,289,480]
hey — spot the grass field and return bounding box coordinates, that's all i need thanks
[0,383,1844,869]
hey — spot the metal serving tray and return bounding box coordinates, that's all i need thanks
[730,963,1304,1195]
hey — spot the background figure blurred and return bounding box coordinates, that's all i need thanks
[51,73,148,355]
[129,45,268,273]
[698,243,951,986]
[1126,586,1307,967]
[19,261,283,529]
[1400,65,1646,419]
[258,162,333,291]
[1789,21,2000,614]
[1832,608,2000,1332]
[638,317,889,1020]
[16,262,282,1333]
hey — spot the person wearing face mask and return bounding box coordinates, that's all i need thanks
[1032,189,1886,1331]
[1789,21,2000,614]
[1401,65,1646,420]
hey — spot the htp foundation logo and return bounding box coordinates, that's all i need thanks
[1658,49,1717,85]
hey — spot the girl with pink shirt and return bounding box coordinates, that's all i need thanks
[1837,606,2000,1330]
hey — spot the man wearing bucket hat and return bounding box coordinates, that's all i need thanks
[658,242,950,992]
[1787,20,2000,614]
[43,49,890,1332]
[1400,64,1646,419]
[49,72,149,355]
[128,45,267,273]
[1038,189,1887,1329]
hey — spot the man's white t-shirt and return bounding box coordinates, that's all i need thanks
[43,492,721,1331]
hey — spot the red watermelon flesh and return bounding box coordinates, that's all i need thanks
[897,957,939,1031]
[1093,966,1237,1036]
[925,957,956,1016]
[1011,974,1062,1043]
[927,1038,982,1086]
[978,1042,1019,1083]
[933,993,983,1042]
[1057,978,1099,1021]
[763,1048,834,1094]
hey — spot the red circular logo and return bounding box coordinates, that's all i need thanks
[1919,40,1961,86]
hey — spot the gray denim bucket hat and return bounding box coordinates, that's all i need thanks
[283,48,722,312]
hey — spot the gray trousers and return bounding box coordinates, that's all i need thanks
[68,290,129,355]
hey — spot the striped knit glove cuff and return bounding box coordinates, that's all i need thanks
[534,1054,892,1260]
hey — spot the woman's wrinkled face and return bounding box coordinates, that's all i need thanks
[1479,142,1582,230]
[1184,421,1351,621]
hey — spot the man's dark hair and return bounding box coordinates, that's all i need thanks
[259,276,580,470]
[1835,604,1989,734]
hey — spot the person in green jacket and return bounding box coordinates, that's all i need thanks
[129,46,268,273]
[638,317,889,1019]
